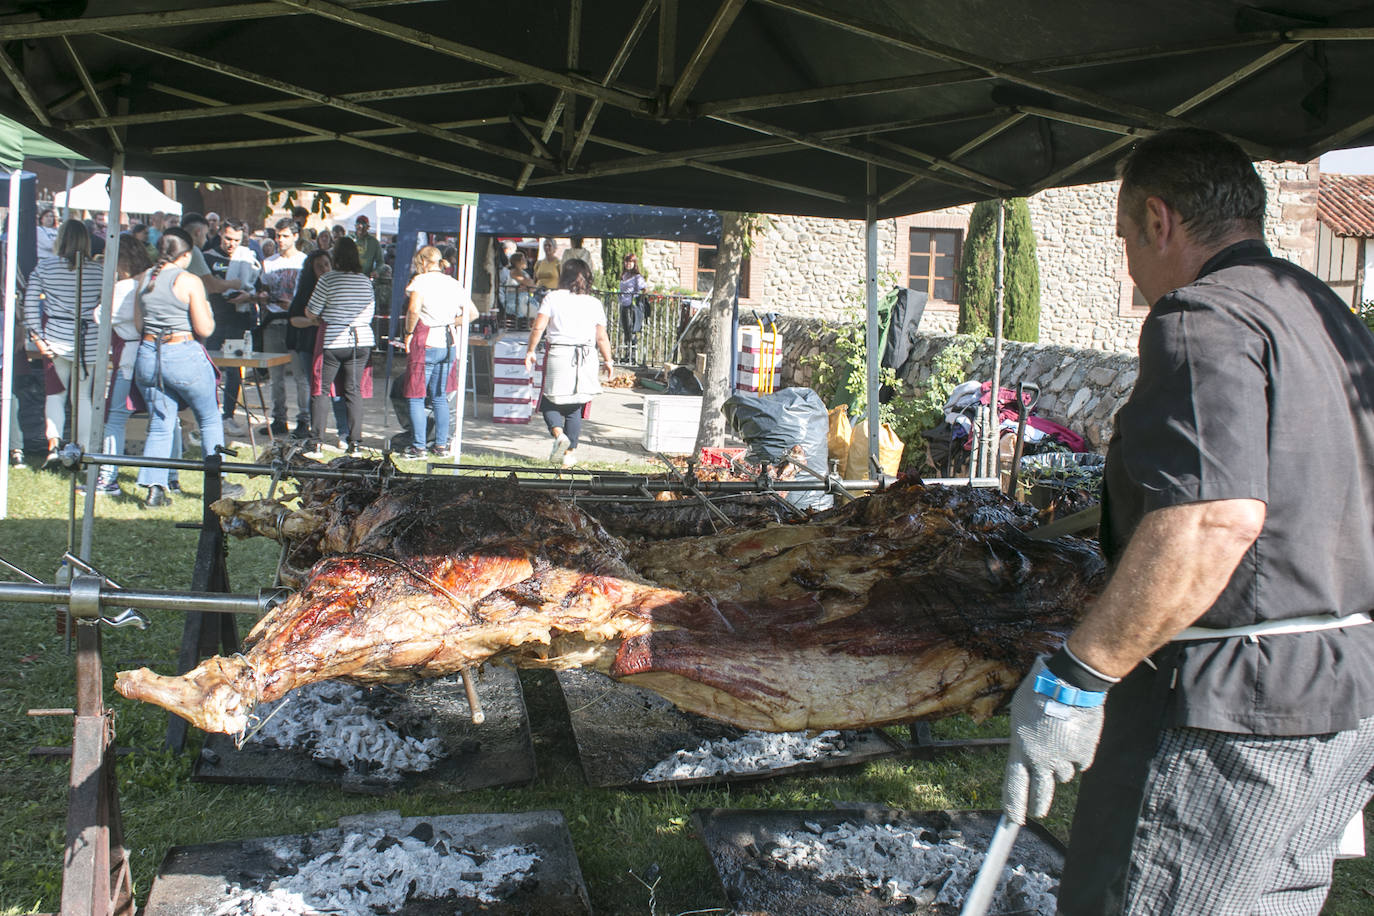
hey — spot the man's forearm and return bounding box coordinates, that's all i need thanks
[1067,498,1266,678]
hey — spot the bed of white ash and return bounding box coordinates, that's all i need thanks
[640,729,854,781]
[762,820,1058,914]
[212,823,540,916]
[245,682,445,781]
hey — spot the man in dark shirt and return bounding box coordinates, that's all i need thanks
[1000,128,1374,915]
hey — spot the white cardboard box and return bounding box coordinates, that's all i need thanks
[642,395,703,453]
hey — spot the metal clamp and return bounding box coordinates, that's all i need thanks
[68,574,103,623]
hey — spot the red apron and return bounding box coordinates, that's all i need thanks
[401,322,459,399]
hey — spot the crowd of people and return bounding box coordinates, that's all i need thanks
[8,216,639,501]
[7,203,415,507]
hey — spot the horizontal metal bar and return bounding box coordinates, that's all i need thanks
[0,581,268,615]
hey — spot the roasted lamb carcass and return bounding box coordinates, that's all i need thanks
[115,475,1104,735]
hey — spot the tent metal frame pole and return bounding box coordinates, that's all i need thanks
[567,0,659,170]
[864,164,879,478]
[879,114,1023,205]
[708,112,1011,198]
[754,0,1285,161]
[70,77,526,130]
[136,82,509,186]
[99,34,551,173]
[694,32,1298,116]
[0,42,52,127]
[0,0,433,40]
[988,199,1005,485]
[452,203,477,461]
[0,167,20,519]
[664,0,746,115]
[272,0,648,114]
[79,152,123,564]
[1030,42,1306,193]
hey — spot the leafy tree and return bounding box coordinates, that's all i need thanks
[599,237,644,290]
[956,198,1040,342]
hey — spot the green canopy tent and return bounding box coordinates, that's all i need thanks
[0,115,83,520]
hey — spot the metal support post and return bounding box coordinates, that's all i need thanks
[864,164,880,478]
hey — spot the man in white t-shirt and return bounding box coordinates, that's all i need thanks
[257,218,309,437]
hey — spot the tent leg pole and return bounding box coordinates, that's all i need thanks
[864,164,879,479]
[79,154,123,565]
[1,166,21,519]
[989,199,1006,486]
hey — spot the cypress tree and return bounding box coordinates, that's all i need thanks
[956,198,1041,342]
[600,238,644,290]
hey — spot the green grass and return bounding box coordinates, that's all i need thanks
[2,462,1373,914]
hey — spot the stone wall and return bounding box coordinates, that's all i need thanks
[655,161,1319,355]
[677,319,1138,452]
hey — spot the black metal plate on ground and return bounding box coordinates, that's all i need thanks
[144,810,591,915]
[555,669,904,789]
[192,665,535,793]
[694,806,1065,916]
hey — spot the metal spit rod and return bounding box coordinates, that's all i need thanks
[71,451,892,495]
[0,579,272,617]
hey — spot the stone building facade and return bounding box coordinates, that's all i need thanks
[641,160,1320,354]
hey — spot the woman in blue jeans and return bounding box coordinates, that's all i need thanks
[133,229,240,508]
[401,245,477,457]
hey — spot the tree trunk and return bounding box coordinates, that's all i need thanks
[694,210,748,452]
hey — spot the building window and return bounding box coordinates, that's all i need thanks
[908,228,960,302]
[695,244,751,298]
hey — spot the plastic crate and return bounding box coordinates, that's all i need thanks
[642,395,702,454]
[699,447,746,468]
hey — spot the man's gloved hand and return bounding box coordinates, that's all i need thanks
[1002,654,1110,824]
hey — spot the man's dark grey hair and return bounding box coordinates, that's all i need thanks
[180,211,208,229]
[1117,128,1265,247]
[274,217,301,234]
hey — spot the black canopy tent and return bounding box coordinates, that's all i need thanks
[0,1,1369,216]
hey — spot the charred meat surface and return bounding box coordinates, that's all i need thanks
[116,466,1104,734]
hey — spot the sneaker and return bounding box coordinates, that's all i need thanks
[430,444,451,459]
[561,452,578,468]
[549,432,571,464]
[259,420,289,437]
[9,448,24,468]
[301,440,324,460]
[167,479,182,494]
[335,439,348,451]
[402,445,427,459]
[219,481,246,499]
[221,415,248,437]
[144,485,170,508]
[292,421,311,440]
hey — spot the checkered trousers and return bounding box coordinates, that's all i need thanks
[1120,716,1374,915]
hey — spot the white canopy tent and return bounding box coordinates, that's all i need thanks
[325,195,398,236]
[54,172,181,215]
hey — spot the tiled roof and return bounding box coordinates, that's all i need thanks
[1318,173,1374,237]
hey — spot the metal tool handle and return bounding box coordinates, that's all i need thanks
[959,815,1021,916]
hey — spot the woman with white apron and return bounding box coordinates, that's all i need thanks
[524,259,613,467]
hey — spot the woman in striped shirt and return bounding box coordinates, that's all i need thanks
[304,236,375,452]
[22,218,103,458]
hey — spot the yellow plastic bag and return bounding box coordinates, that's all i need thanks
[828,405,853,465]
[845,416,905,479]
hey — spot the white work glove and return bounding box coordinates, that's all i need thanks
[1002,655,1108,824]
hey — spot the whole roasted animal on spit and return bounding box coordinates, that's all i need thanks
[114,462,1105,735]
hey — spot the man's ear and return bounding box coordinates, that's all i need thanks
[1143,196,1178,249]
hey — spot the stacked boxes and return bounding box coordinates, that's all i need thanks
[735,326,782,394]
[492,336,543,423]
[642,395,703,454]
